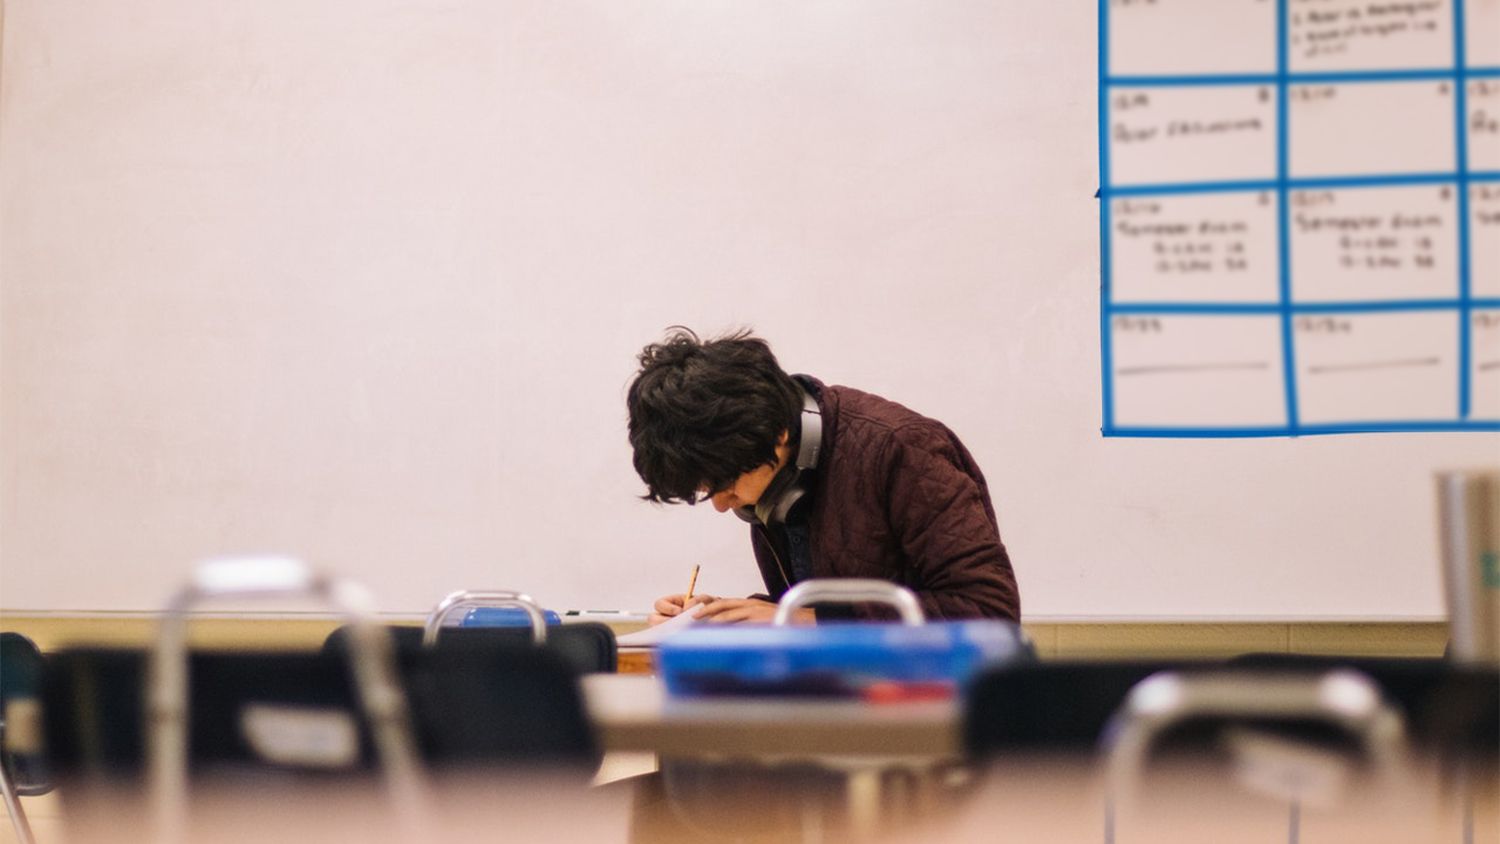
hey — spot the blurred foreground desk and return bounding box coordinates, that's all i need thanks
[579,674,966,839]
[583,674,966,840]
[583,674,961,758]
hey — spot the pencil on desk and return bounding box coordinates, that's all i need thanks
[685,564,701,603]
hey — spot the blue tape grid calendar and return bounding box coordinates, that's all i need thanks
[1099,0,1500,436]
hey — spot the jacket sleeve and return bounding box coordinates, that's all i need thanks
[880,423,1020,622]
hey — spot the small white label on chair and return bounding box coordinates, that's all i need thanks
[239,703,360,769]
[1222,727,1349,808]
[3,699,42,754]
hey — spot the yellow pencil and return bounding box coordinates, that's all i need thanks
[684,564,701,603]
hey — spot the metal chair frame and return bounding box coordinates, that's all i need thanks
[421,590,549,647]
[773,579,926,626]
[148,556,428,842]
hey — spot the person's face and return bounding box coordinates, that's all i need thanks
[705,432,791,513]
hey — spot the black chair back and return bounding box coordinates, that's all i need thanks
[1,632,52,794]
[323,622,617,674]
[2,632,52,844]
[42,642,599,790]
[965,661,1199,757]
[967,656,1498,769]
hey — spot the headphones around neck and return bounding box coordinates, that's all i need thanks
[735,386,823,526]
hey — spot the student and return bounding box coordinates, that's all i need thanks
[627,328,1019,625]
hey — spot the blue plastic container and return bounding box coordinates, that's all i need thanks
[656,620,1033,698]
[460,607,563,627]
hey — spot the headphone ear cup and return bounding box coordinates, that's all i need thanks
[746,382,824,526]
[753,463,802,525]
[762,483,806,525]
[754,384,824,525]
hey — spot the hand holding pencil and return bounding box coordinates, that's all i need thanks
[648,564,713,626]
[649,563,813,626]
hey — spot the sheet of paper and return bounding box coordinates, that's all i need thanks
[614,604,703,649]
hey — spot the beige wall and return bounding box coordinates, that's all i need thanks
[0,614,1449,660]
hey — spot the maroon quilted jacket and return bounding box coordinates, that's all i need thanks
[749,377,1020,622]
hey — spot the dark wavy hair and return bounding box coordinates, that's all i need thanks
[627,327,802,504]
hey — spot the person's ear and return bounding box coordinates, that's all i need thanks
[776,429,789,447]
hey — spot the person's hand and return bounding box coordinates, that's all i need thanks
[649,592,713,626]
[696,598,815,625]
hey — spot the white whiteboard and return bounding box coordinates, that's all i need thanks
[2,0,1497,620]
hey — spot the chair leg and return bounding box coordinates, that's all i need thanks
[0,755,37,844]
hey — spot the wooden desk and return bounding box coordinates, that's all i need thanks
[615,648,655,674]
[582,674,961,759]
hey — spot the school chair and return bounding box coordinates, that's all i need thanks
[424,589,617,673]
[42,558,599,840]
[322,589,617,674]
[1101,668,1408,844]
[39,556,426,839]
[1,631,52,844]
[1225,653,1500,771]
